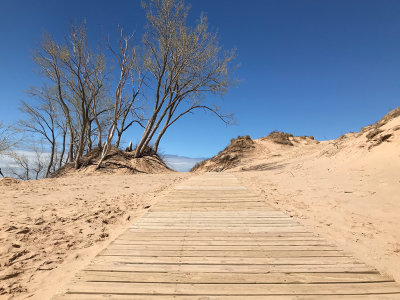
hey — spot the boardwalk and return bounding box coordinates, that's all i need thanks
[55,173,400,299]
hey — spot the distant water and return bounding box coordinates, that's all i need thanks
[163,155,206,172]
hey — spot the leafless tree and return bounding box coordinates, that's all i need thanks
[34,34,75,163]
[115,108,145,148]
[65,24,108,168]
[134,0,235,157]
[0,122,17,154]
[9,152,30,180]
[9,147,47,180]
[20,86,58,177]
[96,29,144,169]
[34,23,108,169]
[26,2,234,172]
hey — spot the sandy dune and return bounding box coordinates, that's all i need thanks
[219,109,400,283]
[0,173,190,298]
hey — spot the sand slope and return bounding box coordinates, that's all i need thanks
[195,107,400,282]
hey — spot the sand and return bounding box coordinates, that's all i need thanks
[234,116,400,283]
[0,172,190,299]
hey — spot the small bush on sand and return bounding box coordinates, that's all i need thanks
[264,131,294,146]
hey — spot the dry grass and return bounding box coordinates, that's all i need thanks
[190,160,207,172]
[262,131,294,146]
[191,136,255,172]
[366,128,383,140]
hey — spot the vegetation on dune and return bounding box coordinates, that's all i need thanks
[191,135,254,172]
[361,107,400,150]
[262,131,294,146]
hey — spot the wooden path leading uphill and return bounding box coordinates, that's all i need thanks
[55,173,400,299]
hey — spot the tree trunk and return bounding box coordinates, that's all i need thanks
[139,106,171,155]
[153,126,167,154]
[74,120,87,169]
[60,130,66,168]
[94,116,102,148]
[153,108,174,153]
[67,129,74,163]
[115,130,123,148]
[46,141,55,178]
[96,123,116,169]
[134,119,154,158]
[87,122,93,152]
[135,104,169,157]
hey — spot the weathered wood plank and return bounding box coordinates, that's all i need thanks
[74,270,395,284]
[84,263,376,273]
[64,282,400,295]
[54,294,400,300]
[111,240,333,246]
[108,244,339,251]
[93,255,359,265]
[100,249,348,257]
[115,235,324,241]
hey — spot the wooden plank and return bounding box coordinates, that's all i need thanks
[54,294,400,300]
[93,255,359,265]
[125,231,316,236]
[129,227,307,232]
[111,240,333,246]
[84,263,376,273]
[64,282,400,295]
[75,270,395,284]
[115,235,324,241]
[108,244,338,251]
[134,220,298,224]
[100,249,348,257]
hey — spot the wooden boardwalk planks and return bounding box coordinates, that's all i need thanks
[54,173,400,299]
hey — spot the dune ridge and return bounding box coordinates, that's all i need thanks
[193,107,400,282]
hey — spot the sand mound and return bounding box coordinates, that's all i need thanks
[0,177,20,186]
[53,146,172,177]
[193,107,399,173]
[192,133,318,172]
[319,107,400,157]
[360,107,400,150]
[236,107,400,284]
[191,135,255,172]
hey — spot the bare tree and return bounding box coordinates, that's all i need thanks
[0,122,17,154]
[34,34,75,163]
[20,86,59,177]
[115,108,145,148]
[134,0,235,157]
[27,3,234,171]
[96,29,144,169]
[34,23,108,169]
[9,147,47,180]
[9,152,30,180]
[64,24,107,168]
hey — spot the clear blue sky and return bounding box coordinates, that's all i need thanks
[1,0,399,158]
